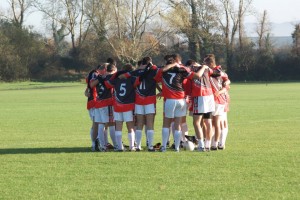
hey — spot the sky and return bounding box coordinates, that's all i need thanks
[242,0,300,23]
[1,0,300,36]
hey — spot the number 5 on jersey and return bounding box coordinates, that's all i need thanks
[119,83,126,96]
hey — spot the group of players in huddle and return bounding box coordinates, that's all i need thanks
[85,53,230,152]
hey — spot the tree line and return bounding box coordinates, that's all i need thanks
[0,0,299,82]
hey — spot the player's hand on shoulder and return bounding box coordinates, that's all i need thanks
[84,88,90,97]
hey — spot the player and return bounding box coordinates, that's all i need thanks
[90,63,117,151]
[120,57,159,151]
[103,63,152,151]
[157,54,209,152]
[218,85,230,150]
[205,54,230,150]
[187,58,220,151]
[85,66,100,151]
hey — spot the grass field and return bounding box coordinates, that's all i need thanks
[0,82,299,199]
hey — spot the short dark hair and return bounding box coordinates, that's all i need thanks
[164,55,175,64]
[107,57,116,65]
[172,53,182,62]
[106,64,117,73]
[97,64,105,70]
[122,63,135,71]
[185,59,196,66]
[141,56,152,65]
[137,60,142,66]
[203,54,216,65]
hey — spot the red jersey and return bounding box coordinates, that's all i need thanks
[209,66,230,105]
[126,66,159,105]
[155,65,194,99]
[94,74,115,108]
[190,66,213,97]
[86,70,98,110]
[105,76,140,112]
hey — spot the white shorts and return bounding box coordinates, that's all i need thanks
[164,99,187,118]
[135,104,156,115]
[88,108,95,121]
[212,103,226,116]
[94,106,114,123]
[114,110,134,122]
[193,95,215,114]
[220,112,228,121]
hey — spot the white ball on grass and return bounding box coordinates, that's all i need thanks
[184,141,195,151]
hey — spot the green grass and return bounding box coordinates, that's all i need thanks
[0,82,299,199]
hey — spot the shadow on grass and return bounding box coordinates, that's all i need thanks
[0,147,91,155]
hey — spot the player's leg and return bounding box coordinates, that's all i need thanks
[161,99,176,152]
[124,111,136,151]
[114,111,124,151]
[144,104,156,151]
[181,115,188,143]
[145,113,155,151]
[203,112,213,151]
[219,112,228,149]
[193,114,205,151]
[107,121,116,149]
[135,104,145,151]
[212,104,225,150]
[135,114,144,151]
[173,99,187,152]
[211,115,221,150]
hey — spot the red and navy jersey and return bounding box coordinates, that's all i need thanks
[105,76,140,112]
[94,74,114,108]
[127,66,159,105]
[86,70,98,110]
[183,78,192,97]
[209,66,230,105]
[156,65,194,99]
[190,66,213,97]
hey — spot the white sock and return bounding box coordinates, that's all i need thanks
[98,124,105,148]
[144,127,148,145]
[109,126,116,147]
[128,131,135,149]
[115,131,123,150]
[181,123,188,141]
[220,127,228,147]
[104,128,108,145]
[147,130,154,148]
[135,130,142,149]
[90,127,94,143]
[162,128,169,148]
[170,122,175,142]
[198,139,204,149]
[205,140,211,149]
[211,138,217,147]
[174,130,182,151]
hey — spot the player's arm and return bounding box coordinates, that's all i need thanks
[192,65,209,79]
[84,87,90,97]
[161,63,179,72]
[89,78,99,88]
[114,70,130,79]
[214,87,227,97]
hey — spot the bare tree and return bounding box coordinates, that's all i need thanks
[292,24,300,56]
[34,0,91,53]
[103,0,163,63]
[256,10,271,50]
[6,0,33,28]
[237,0,253,49]
[217,0,238,70]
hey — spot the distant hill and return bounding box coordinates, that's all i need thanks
[244,21,299,48]
[248,36,293,48]
[245,21,300,37]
